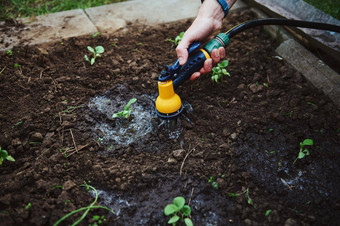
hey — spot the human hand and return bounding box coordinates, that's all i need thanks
[176,0,231,80]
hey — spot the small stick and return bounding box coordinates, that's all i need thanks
[70,129,78,153]
[0,66,6,74]
[188,187,195,206]
[180,146,196,176]
[67,144,90,157]
[280,178,293,191]
[39,67,49,78]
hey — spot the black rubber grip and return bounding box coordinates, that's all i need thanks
[173,50,207,89]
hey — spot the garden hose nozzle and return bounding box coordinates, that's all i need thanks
[155,80,183,120]
[155,33,230,120]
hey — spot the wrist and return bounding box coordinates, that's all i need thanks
[197,0,224,23]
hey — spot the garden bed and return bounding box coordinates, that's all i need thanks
[1,10,339,225]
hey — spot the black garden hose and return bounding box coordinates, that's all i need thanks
[226,18,340,38]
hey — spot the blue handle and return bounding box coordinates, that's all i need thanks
[173,50,207,89]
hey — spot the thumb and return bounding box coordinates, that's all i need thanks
[176,39,190,65]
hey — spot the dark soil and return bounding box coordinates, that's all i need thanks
[1,10,340,226]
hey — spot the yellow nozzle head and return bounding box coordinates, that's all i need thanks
[156,80,182,116]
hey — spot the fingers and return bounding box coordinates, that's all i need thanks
[190,72,201,81]
[189,47,225,81]
[211,47,225,65]
[176,39,191,65]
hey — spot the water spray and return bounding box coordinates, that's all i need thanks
[155,18,340,122]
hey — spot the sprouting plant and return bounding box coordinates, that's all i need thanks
[166,32,184,46]
[265,209,272,216]
[208,176,218,189]
[244,188,256,209]
[90,215,106,226]
[227,192,241,198]
[293,139,314,164]
[164,196,193,226]
[6,50,13,56]
[211,60,230,83]
[14,63,21,68]
[85,46,104,65]
[0,147,15,166]
[54,184,114,226]
[92,32,100,38]
[112,98,137,119]
[25,203,32,210]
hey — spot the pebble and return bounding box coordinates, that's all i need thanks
[63,180,77,191]
[167,157,177,163]
[31,132,43,142]
[151,72,158,80]
[284,218,297,226]
[172,149,185,160]
[237,83,246,90]
[244,219,252,225]
[230,133,237,140]
[249,83,264,93]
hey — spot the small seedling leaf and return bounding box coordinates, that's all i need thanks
[126,98,137,108]
[84,55,89,62]
[298,151,306,159]
[95,46,104,54]
[182,205,191,216]
[302,139,314,146]
[164,204,179,216]
[168,215,180,224]
[90,58,95,65]
[219,60,229,68]
[265,209,272,216]
[0,149,8,158]
[87,46,95,53]
[6,155,15,162]
[173,197,185,209]
[184,218,194,226]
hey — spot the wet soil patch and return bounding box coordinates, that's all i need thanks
[0,10,339,225]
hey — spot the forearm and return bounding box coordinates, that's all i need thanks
[196,0,238,31]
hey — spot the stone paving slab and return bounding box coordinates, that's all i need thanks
[276,39,340,109]
[85,0,248,33]
[85,0,200,33]
[0,9,98,51]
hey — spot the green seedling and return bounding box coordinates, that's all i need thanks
[293,139,314,164]
[307,101,317,107]
[91,215,106,226]
[227,192,241,198]
[14,63,21,68]
[6,50,13,56]
[164,196,193,226]
[208,176,218,189]
[0,147,15,166]
[244,188,256,209]
[54,184,114,226]
[166,32,184,46]
[25,203,32,210]
[265,209,272,216]
[92,32,100,38]
[85,46,104,65]
[112,98,137,119]
[12,121,23,128]
[211,60,230,83]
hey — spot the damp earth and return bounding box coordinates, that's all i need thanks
[1,10,340,225]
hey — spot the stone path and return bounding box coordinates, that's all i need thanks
[0,0,246,51]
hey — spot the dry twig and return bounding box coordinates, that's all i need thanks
[180,146,196,176]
